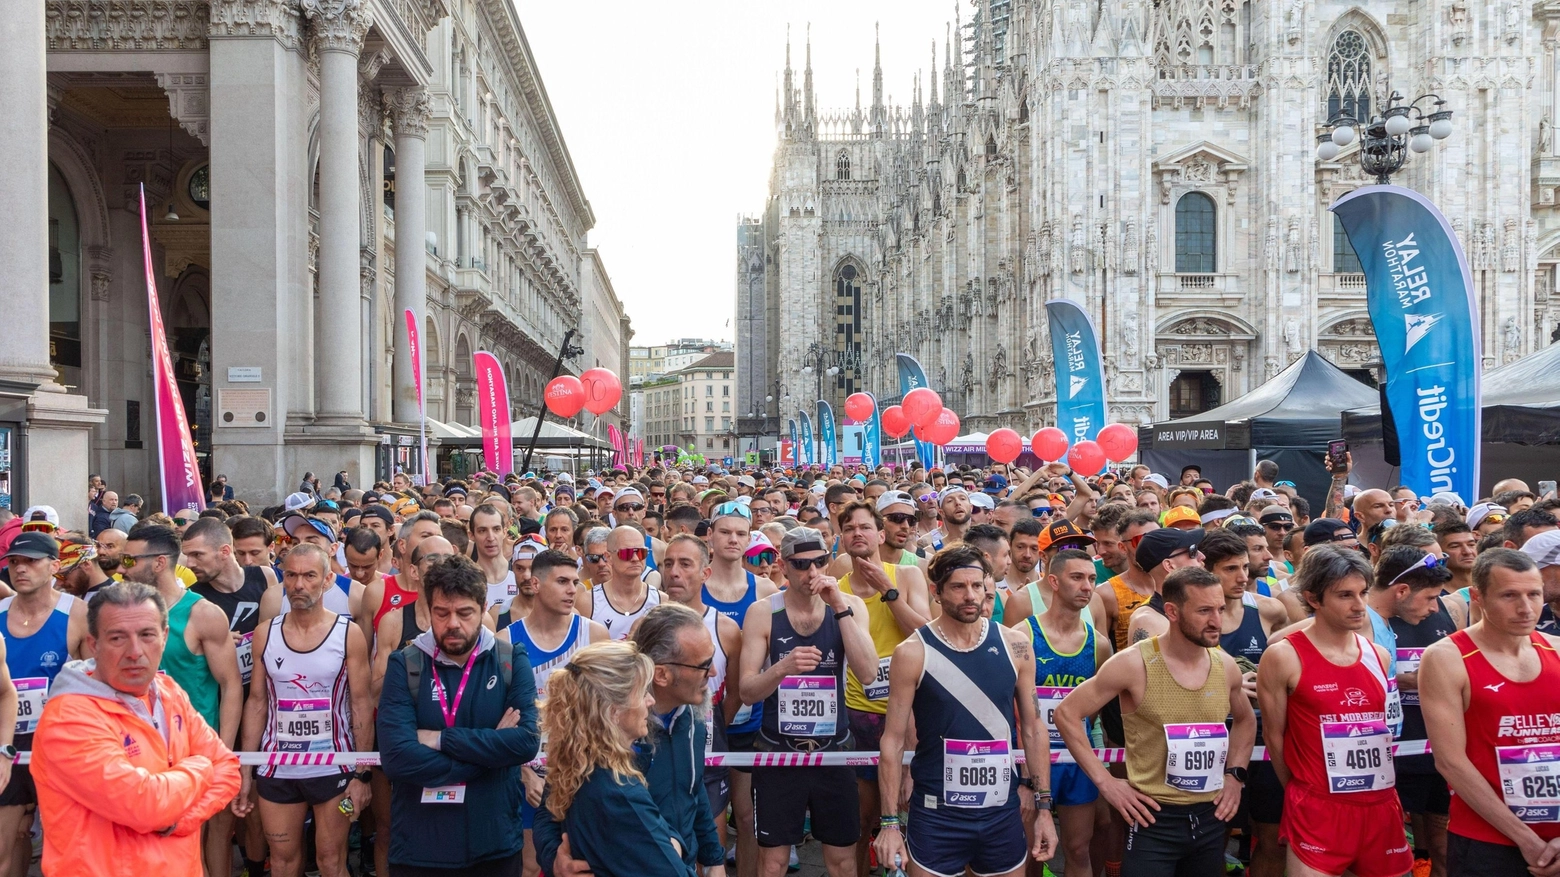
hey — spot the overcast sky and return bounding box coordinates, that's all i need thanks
[520,0,962,347]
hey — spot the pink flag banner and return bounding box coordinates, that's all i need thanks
[140,187,205,513]
[403,309,429,483]
[633,438,644,467]
[472,351,513,475]
[606,424,627,469]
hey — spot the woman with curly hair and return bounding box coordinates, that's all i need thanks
[540,640,692,876]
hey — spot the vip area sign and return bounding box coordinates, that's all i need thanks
[1333,186,1480,503]
[1044,299,1107,447]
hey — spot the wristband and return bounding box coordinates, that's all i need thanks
[879,815,902,830]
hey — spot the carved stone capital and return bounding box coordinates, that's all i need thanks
[303,0,370,55]
[209,0,302,49]
[49,0,211,51]
[387,88,431,140]
[156,73,210,147]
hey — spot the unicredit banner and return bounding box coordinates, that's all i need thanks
[472,351,513,475]
[799,410,815,466]
[862,393,881,469]
[788,419,799,465]
[894,354,937,469]
[140,187,205,513]
[1045,299,1108,447]
[1333,186,1481,503]
[817,400,838,466]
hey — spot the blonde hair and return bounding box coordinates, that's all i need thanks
[540,640,653,819]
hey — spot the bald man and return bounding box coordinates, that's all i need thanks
[1352,488,1395,537]
[576,526,662,640]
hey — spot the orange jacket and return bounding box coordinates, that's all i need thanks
[32,659,240,877]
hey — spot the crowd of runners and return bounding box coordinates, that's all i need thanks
[0,456,1554,877]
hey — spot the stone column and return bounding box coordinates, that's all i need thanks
[0,3,55,390]
[389,88,430,425]
[305,0,370,423]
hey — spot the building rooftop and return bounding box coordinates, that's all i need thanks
[682,351,735,371]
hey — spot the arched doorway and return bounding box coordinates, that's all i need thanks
[47,165,83,390]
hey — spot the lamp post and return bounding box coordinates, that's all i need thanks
[1315,91,1453,184]
[766,378,784,466]
[800,342,839,464]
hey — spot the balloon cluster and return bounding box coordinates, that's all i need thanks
[544,368,623,418]
[985,422,1139,473]
[878,387,961,446]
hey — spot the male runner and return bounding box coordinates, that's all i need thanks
[1256,545,1412,877]
[229,515,275,568]
[543,507,578,556]
[612,487,667,575]
[925,487,972,552]
[834,499,932,875]
[354,504,397,574]
[470,503,517,611]
[359,510,440,649]
[875,544,1057,877]
[1025,549,1113,875]
[0,533,79,877]
[491,537,546,629]
[371,536,457,696]
[262,515,364,625]
[1124,528,1205,645]
[1436,522,1479,621]
[498,548,608,877]
[235,542,373,877]
[1420,549,1560,877]
[1001,517,1046,609]
[1056,565,1254,877]
[738,527,876,877]
[577,526,662,639]
[1097,510,1160,652]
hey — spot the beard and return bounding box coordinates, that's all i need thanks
[1177,614,1221,648]
[440,626,480,658]
[98,556,121,575]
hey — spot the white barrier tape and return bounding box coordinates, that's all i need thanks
[7,739,1433,768]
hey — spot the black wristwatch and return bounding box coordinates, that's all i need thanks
[834,606,855,620]
[882,587,900,603]
[1224,766,1249,785]
[353,768,373,783]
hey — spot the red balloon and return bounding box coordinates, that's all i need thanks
[986,428,1023,464]
[902,387,943,429]
[1068,440,1107,475]
[924,408,961,446]
[880,405,910,438]
[844,392,876,422]
[1031,427,1070,461]
[579,368,623,416]
[544,375,586,418]
[1097,423,1139,462]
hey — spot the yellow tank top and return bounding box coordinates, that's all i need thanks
[839,562,909,714]
[1122,637,1231,805]
[1109,575,1151,653]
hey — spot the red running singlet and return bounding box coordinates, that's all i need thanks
[373,573,419,631]
[1280,630,1396,804]
[1448,628,1560,846]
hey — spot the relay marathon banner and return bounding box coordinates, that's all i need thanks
[788,419,798,466]
[861,392,882,469]
[472,351,513,475]
[403,309,429,482]
[1045,299,1108,455]
[799,410,815,466]
[1334,186,1481,503]
[817,400,838,466]
[895,354,937,470]
[140,187,204,513]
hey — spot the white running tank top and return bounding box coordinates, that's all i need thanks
[485,570,517,612]
[258,615,353,779]
[590,582,662,640]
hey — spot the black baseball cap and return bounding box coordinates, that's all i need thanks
[1134,528,1204,570]
[359,505,395,528]
[4,533,59,561]
[1259,507,1294,526]
[1303,518,1355,547]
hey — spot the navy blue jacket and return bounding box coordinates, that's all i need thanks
[534,704,721,876]
[377,628,540,869]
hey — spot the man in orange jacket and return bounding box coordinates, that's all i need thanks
[32,580,241,877]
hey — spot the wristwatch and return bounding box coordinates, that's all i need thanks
[1224,766,1249,785]
[0,744,16,762]
[353,768,373,783]
[882,587,900,603]
[834,606,855,620]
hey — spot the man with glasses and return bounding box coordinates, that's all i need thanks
[611,487,666,579]
[1260,507,1297,580]
[578,526,662,641]
[748,497,777,531]
[1125,528,1207,646]
[578,526,614,589]
[738,527,876,877]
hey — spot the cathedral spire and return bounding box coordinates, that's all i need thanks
[804,23,815,132]
[783,24,796,137]
[853,69,863,134]
[929,40,939,112]
[871,22,885,136]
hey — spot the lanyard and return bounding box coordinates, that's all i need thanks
[430,650,477,729]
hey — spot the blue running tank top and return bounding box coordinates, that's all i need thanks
[0,593,76,737]
[1027,615,1096,749]
[507,613,587,701]
[705,573,763,735]
[910,620,1019,810]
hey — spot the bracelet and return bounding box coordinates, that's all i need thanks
[879,815,902,829]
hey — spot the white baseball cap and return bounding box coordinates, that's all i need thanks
[284,492,314,512]
[1521,529,1560,568]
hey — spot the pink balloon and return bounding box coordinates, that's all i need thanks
[844,392,876,422]
[880,405,910,438]
[986,428,1023,464]
[1097,423,1139,462]
[544,375,586,418]
[1068,440,1107,475]
[924,408,961,446]
[579,368,623,416]
[902,387,943,430]
[1031,427,1069,461]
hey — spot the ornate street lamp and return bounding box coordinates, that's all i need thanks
[1316,91,1453,184]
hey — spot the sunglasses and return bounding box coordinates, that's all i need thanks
[786,556,830,571]
[1052,540,1092,553]
[884,513,917,526]
[1264,522,1294,532]
[650,492,666,499]
[917,492,939,503]
[1386,553,1448,589]
[747,550,777,566]
[616,547,649,562]
[1031,507,1054,517]
[615,503,645,513]
[119,552,174,569]
[585,553,608,564]
[1484,514,1509,525]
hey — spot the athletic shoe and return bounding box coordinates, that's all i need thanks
[1412,857,1432,877]
[788,845,800,872]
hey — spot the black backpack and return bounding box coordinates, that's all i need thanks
[401,640,514,705]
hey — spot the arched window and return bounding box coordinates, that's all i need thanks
[1333,214,1363,273]
[835,151,851,181]
[833,262,863,405]
[1174,192,1217,273]
[986,135,998,156]
[1326,30,1372,121]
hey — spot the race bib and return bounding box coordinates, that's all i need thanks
[1396,648,1424,707]
[1321,718,1395,793]
[276,698,333,751]
[777,676,837,737]
[1036,686,1073,749]
[13,677,47,736]
[863,656,892,701]
[1499,743,1560,823]
[942,739,1011,808]
[485,582,514,611]
[1385,679,1404,738]
[1164,723,1227,793]
[421,784,466,804]
[236,632,254,686]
